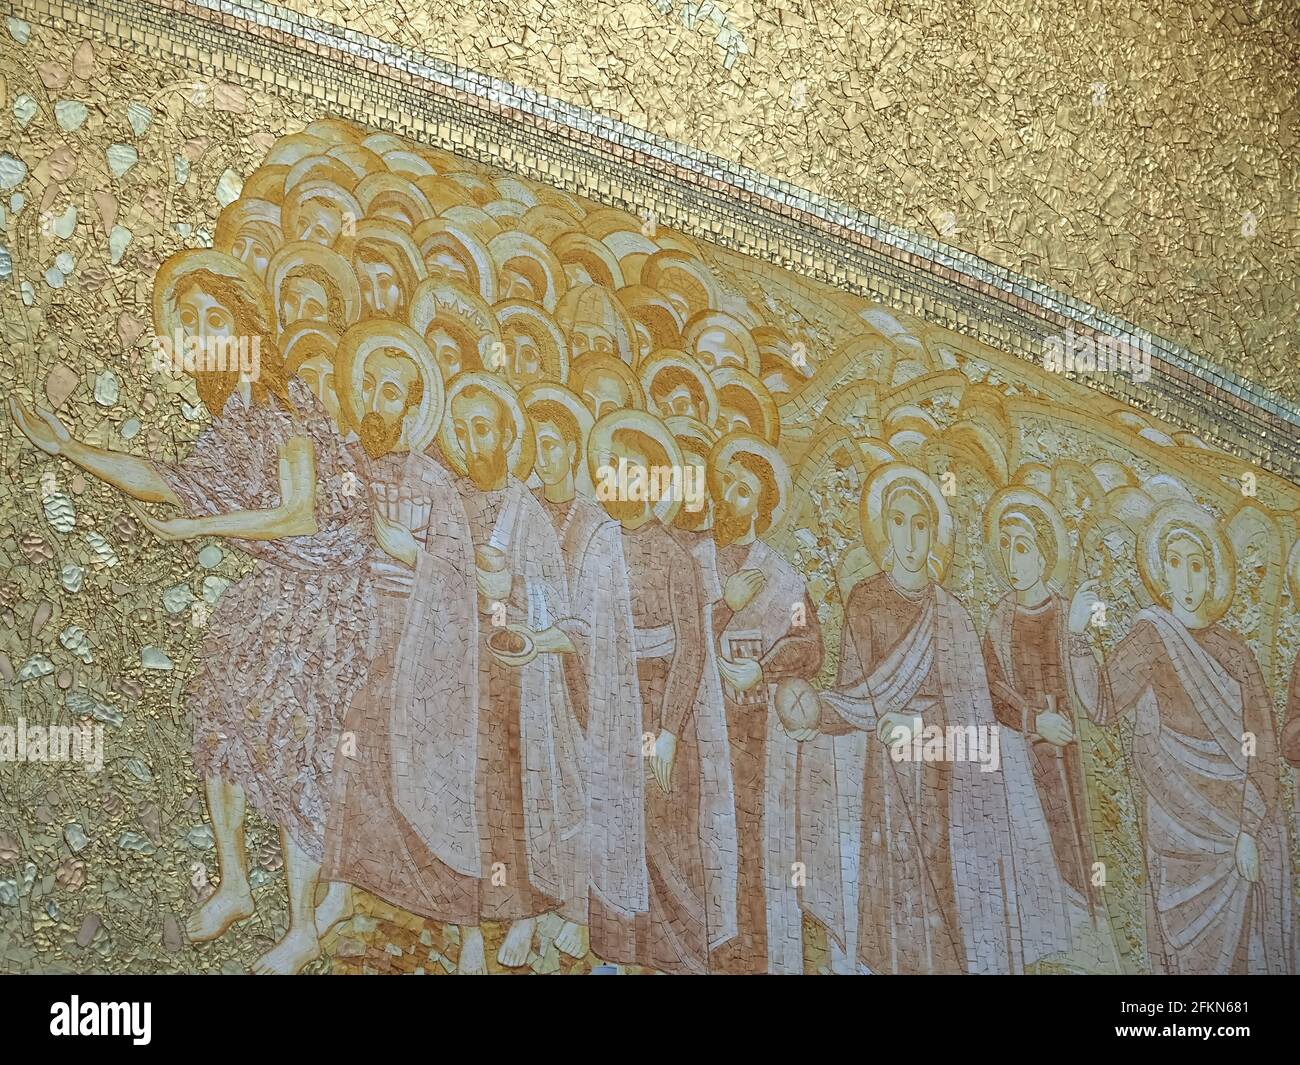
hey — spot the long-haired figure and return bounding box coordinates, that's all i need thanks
[1096,501,1292,973]
[9,249,377,974]
[793,464,1069,973]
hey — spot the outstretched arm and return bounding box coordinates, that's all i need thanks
[10,397,180,505]
[130,436,319,542]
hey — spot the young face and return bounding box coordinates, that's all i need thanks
[886,492,931,576]
[999,520,1046,592]
[424,326,465,381]
[719,403,751,434]
[426,250,470,287]
[695,327,745,372]
[1165,534,1209,617]
[502,265,538,302]
[355,251,403,316]
[280,276,329,329]
[605,435,653,529]
[296,353,340,426]
[231,232,273,278]
[714,459,761,547]
[452,391,512,490]
[533,419,575,489]
[659,384,699,420]
[571,323,616,359]
[503,330,543,390]
[582,370,629,420]
[295,197,344,245]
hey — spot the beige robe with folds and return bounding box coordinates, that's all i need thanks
[324,449,481,923]
[462,477,587,919]
[709,540,823,975]
[537,493,648,922]
[592,522,710,973]
[800,573,1070,973]
[1099,608,1292,974]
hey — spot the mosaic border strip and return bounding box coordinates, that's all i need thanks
[5,0,1299,483]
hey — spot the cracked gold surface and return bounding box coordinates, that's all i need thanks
[278,0,1300,402]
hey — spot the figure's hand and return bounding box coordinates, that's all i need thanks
[1235,831,1259,883]
[876,711,922,748]
[1036,710,1075,747]
[126,499,199,542]
[1068,578,1103,635]
[723,568,766,612]
[373,510,418,569]
[9,397,71,456]
[717,656,763,693]
[650,730,677,794]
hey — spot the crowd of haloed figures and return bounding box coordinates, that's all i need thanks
[9,116,1297,975]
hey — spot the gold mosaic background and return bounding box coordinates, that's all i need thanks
[0,7,1296,976]
[280,0,1300,402]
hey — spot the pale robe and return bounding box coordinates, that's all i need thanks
[1099,608,1292,974]
[709,539,823,975]
[674,530,740,955]
[1284,656,1300,768]
[591,522,709,973]
[536,492,648,921]
[800,573,1071,974]
[983,592,1101,908]
[323,449,482,922]
[461,477,586,918]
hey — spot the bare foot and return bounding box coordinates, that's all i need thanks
[250,926,321,975]
[497,917,535,968]
[555,920,588,959]
[314,882,353,935]
[186,884,254,943]
[457,926,487,974]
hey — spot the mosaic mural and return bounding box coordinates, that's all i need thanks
[0,7,1297,977]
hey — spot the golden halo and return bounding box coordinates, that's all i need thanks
[302,118,366,144]
[519,381,596,495]
[242,165,290,202]
[325,143,387,180]
[519,203,584,244]
[557,284,638,365]
[340,219,428,289]
[359,132,410,156]
[333,320,445,454]
[356,173,434,228]
[587,409,685,527]
[569,352,646,414]
[552,232,626,290]
[494,300,569,383]
[214,199,283,250]
[408,280,501,369]
[279,321,339,375]
[710,365,780,445]
[488,231,566,311]
[284,154,358,194]
[152,249,272,339]
[282,180,362,244]
[262,133,330,168]
[983,486,1071,592]
[381,150,437,179]
[266,241,362,335]
[684,310,761,376]
[640,349,719,425]
[439,370,536,481]
[708,430,793,541]
[859,462,955,582]
[413,218,499,303]
[1138,500,1235,622]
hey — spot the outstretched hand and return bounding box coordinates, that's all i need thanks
[126,498,199,542]
[9,396,71,456]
